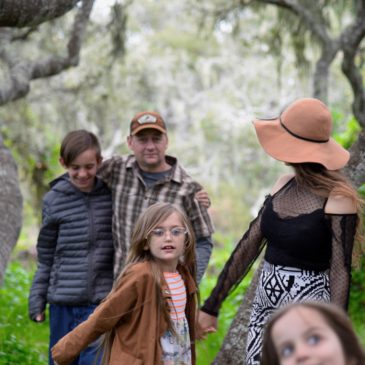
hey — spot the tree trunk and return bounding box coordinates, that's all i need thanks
[344,130,365,188]
[312,42,339,102]
[212,259,264,365]
[0,136,22,285]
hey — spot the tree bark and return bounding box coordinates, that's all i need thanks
[0,136,22,285]
[0,0,95,105]
[340,0,365,129]
[0,0,79,27]
[345,130,365,188]
[212,259,264,365]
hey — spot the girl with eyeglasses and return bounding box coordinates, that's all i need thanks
[51,202,198,365]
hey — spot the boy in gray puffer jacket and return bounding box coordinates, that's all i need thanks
[29,130,114,365]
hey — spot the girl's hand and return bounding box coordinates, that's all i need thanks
[196,310,217,340]
[195,190,211,208]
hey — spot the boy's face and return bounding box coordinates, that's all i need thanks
[60,148,101,192]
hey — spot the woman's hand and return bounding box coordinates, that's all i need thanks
[196,310,217,340]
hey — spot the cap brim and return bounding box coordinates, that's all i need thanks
[253,118,349,170]
[131,125,167,135]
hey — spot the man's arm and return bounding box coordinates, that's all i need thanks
[196,236,213,284]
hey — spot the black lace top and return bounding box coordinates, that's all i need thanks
[202,178,357,314]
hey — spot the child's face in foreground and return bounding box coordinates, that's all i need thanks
[61,148,101,192]
[147,212,186,272]
[272,307,347,365]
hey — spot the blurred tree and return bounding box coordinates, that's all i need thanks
[0,0,95,284]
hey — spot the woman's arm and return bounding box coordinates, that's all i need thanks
[325,193,357,310]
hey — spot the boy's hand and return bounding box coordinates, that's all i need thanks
[35,312,45,322]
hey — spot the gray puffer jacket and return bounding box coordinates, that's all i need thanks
[28,174,114,320]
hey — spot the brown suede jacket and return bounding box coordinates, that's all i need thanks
[51,261,197,365]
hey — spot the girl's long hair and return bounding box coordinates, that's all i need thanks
[260,301,365,365]
[100,202,196,365]
[290,162,364,265]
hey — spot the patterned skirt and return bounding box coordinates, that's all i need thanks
[160,317,192,365]
[245,260,330,365]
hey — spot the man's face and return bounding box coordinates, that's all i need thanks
[127,129,168,172]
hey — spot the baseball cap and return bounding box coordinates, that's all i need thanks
[130,111,167,135]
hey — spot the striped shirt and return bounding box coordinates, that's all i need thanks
[98,154,214,276]
[164,272,187,321]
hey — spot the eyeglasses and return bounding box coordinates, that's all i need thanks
[149,227,187,238]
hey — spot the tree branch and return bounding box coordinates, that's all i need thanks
[0,0,79,27]
[340,0,365,128]
[256,0,333,46]
[0,0,95,105]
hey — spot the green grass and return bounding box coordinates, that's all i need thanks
[0,262,49,365]
[1,250,365,365]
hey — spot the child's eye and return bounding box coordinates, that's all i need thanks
[307,334,321,345]
[150,228,165,237]
[170,227,187,237]
[279,344,294,359]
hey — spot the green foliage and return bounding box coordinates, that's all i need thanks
[349,260,365,344]
[196,239,252,364]
[358,183,365,198]
[0,262,49,365]
[332,112,361,149]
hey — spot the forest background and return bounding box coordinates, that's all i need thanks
[0,1,365,364]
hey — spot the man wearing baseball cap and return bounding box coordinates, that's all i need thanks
[99,111,214,282]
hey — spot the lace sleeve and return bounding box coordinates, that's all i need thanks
[201,198,268,316]
[326,214,357,311]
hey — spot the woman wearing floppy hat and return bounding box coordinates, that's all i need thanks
[198,98,364,365]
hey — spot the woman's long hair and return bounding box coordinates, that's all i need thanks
[290,162,364,265]
[100,202,196,365]
[260,301,365,365]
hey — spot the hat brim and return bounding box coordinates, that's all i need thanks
[253,118,350,170]
[131,124,167,135]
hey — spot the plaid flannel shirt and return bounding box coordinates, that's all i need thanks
[98,154,214,276]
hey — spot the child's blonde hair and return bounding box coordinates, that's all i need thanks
[101,202,197,365]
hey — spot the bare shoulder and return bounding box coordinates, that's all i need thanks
[325,193,357,214]
[271,173,295,195]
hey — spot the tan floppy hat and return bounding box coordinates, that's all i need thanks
[253,98,350,170]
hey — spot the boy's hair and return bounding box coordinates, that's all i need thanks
[260,301,365,365]
[101,202,197,365]
[60,130,101,166]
